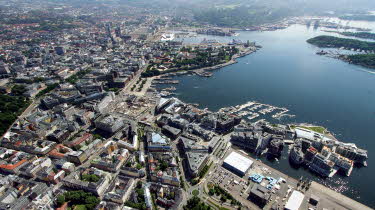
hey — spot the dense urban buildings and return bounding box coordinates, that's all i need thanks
[0,0,372,209]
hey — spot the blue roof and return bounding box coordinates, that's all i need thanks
[151,133,167,144]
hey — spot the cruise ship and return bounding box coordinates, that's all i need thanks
[161,33,175,41]
[200,38,218,44]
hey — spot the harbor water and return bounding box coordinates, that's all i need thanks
[158,24,375,207]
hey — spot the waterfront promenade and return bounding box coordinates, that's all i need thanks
[200,145,372,210]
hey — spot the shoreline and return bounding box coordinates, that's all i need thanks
[150,79,371,208]
[245,150,372,210]
[160,47,257,77]
[318,52,375,71]
[202,145,372,210]
[150,31,372,208]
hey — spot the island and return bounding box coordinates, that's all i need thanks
[307,35,375,69]
[346,54,375,69]
[322,31,375,40]
[338,32,375,40]
[307,35,375,52]
[0,0,374,209]
[339,14,375,22]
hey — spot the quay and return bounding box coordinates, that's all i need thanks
[205,146,372,210]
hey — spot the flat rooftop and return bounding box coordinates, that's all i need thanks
[223,151,253,174]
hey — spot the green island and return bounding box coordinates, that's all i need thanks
[192,189,200,196]
[339,15,375,22]
[307,35,375,69]
[307,35,375,51]
[346,54,375,69]
[338,32,375,40]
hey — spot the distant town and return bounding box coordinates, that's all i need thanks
[0,0,373,210]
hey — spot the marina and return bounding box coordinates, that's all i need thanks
[155,24,375,207]
[152,79,179,84]
[218,101,295,122]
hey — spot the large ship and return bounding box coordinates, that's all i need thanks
[200,38,219,44]
[161,33,175,41]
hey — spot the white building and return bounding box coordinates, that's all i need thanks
[285,190,305,210]
[222,151,253,176]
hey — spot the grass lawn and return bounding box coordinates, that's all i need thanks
[74,205,87,210]
[192,189,199,196]
[291,125,326,134]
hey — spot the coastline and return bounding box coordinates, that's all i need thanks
[202,144,372,210]
[160,47,258,77]
[151,26,374,208]
[317,52,375,71]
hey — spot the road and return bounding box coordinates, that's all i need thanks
[178,135,240,210]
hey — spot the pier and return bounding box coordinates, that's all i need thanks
[219,100,294,122]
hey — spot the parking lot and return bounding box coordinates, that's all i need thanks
[205,148,300,210]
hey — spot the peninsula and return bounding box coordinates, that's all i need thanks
[307,35,375,52]
[0,0,374,209]
[307,35,375,69]
[338,32,375,40]
[142,40,258,77]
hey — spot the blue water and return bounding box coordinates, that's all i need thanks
[163,25,375,207]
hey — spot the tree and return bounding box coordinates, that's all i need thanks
[191,178,199,186]
[159,160,169,171]
[209,188,215,196]
[221,195,227,203]
[184,196,211,210]
[0,94,30,135]
[92,134,103,140]
[136,181,143,188]
[81,174,100,183]
[168,191,175,200]
[56,195,65,207]
[36,83,58,97]
[11,85,27,96]
[61,190,100,210]
[85,196,100,206]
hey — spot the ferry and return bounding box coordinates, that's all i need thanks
[161,33,175,41]
[201,38,219,44]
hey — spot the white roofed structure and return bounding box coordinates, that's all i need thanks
[223,151,253,176]
[285,190,305,210]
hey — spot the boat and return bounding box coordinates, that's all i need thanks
[200,38,219,44]
[316,50,328,55]
[161,33,175,41]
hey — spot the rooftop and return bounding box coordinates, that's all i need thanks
[223,151,253,174]
[151,133,168,144]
